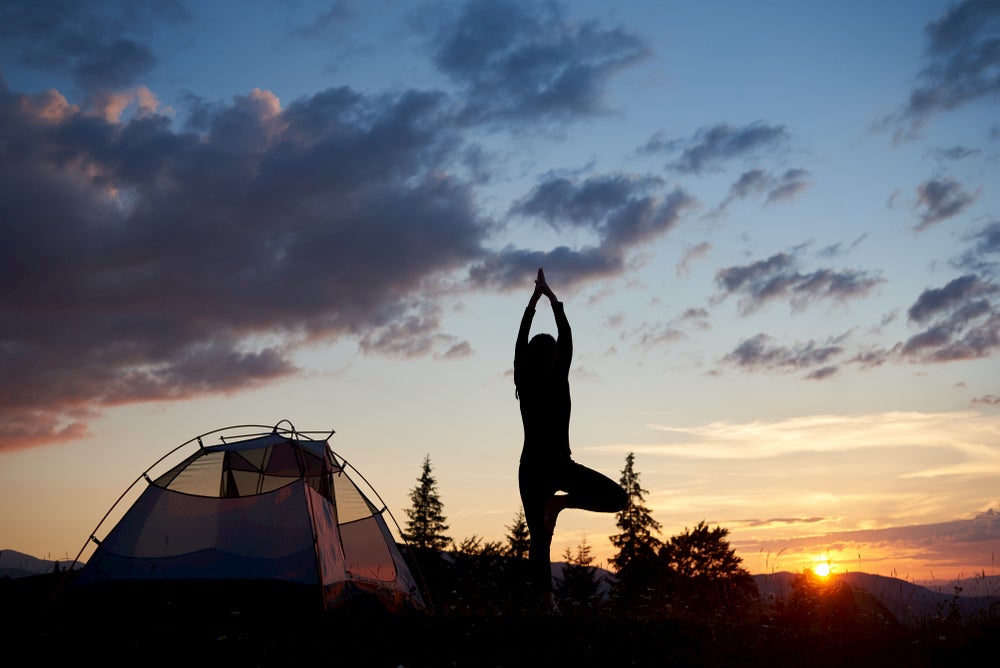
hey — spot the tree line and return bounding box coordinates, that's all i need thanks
[399,452,757,617]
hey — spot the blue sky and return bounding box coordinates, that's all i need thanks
[1,0,999,580]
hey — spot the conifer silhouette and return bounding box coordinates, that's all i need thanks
[403,454,451,551]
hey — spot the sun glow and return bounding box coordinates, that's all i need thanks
[813,561,831,577]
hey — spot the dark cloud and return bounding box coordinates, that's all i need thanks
[914,177,979,231]
[900,275,1000,362]
[766,169,812,203]
[818,234,868,259]
[889,0,1000,138]
[956,220,1000,276]
[715,168,811,213]
[726,169,771,199]
[470,173,696,288]
[907,274,986,323]
[715,251,884,315]
[972,394,1000,405]
[636,130,673,155]
[0,81,491,450]
[643,121,790,174]
[633,323,685,348]
[930,145,981,161]
[847,270,1000,368]
[722,333,843,377]
[425,0,650,126]
[615,306,710,352]
[679,307,710,321]
[0,0,188,93]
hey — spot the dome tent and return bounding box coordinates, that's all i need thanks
[72,421,425,613]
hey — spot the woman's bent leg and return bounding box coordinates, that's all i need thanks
[558,460,627,513]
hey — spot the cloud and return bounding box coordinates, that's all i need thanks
[888,0,1000,139]
[0,0,670,450]
[676,241,712,276]
[853,227,1000,368]
[0,80,494,450]
[424,0,650,126]
[956,220,1000,276]
[714,251,885,315]
[846,273,1000,368]
[722,333,844,378]
[0,0,189,93]
[907,274,989,323]
[900,275,1000,362]
[643,121,790,174]
[930,145,981,161]
[914,177,979,231]
[715,168,812,213]
[470,173,696,288]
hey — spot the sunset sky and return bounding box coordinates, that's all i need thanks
[2,0,999,583]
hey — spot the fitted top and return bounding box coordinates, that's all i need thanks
[514,301,573,462]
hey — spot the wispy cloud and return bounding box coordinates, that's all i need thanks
[424,0,650,126]
[888,0,1000,140]
[721,333,844,379]
[640,121,790,174]
[714,168,812,214]
[914,177,979,231]
[900,274,1000,362]
[713,250,884,315]
[470,172,696,288]
[956,220,1000,276]
[676,241,712,276]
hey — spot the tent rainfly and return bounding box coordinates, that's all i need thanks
[73,421,425,612]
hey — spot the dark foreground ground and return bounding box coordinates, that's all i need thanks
[2,573,997,667]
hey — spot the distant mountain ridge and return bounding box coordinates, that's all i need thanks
[0,550,78,579]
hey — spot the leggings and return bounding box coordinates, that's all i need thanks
[518,457,627,594]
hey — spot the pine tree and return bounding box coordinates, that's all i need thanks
[608,452,663,609]
[609,452,663,573]
[504,508,530,559]
[402,454,451,551]
[556,535,602,611]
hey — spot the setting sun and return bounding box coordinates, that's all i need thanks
[813,561,831,577]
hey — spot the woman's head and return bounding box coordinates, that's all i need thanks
[526,333,556,370]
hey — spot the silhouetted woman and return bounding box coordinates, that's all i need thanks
[515,268,627,612]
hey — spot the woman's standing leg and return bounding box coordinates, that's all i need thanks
[519,462,557,605]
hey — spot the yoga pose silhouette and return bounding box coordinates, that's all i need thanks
[514,268,626,612]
